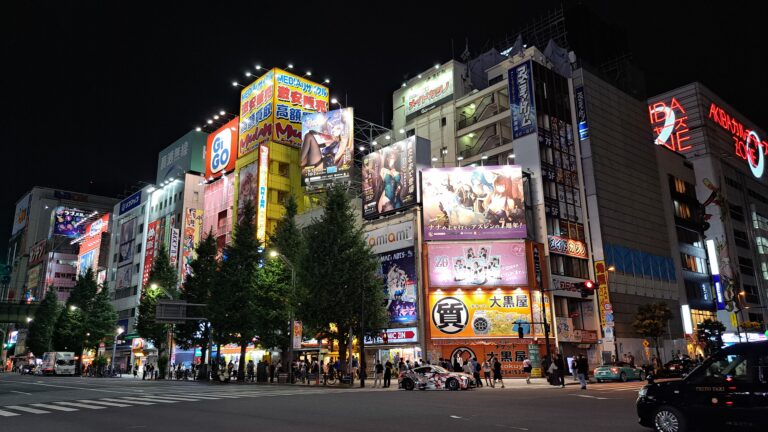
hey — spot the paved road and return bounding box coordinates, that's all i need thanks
[0,373,648,431]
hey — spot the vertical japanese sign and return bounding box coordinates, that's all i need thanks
[509,61,536,139]
[292,321,302,350]
[181,208,202,283]
[12,193,31,236]
[273,68,329,147]
[594,260,614,341]
[142,220,160,288]
[575,87,589,140]
[238,70,274,158]
[169,228,180,269]
[256,145,270,243]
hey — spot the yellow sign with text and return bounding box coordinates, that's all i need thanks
[429,289,533,339]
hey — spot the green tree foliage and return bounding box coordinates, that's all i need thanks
[633,302,673,360]
[297,184,387,369]
[253,258,290,352]
[214,199,261,382]
[697,318,726,356]
[136,243,178,374]
[27,288,61,356]
[175,231,218,380]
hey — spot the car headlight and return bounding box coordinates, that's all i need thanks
[638,387,648,398]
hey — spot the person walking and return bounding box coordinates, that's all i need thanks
[383,360,393,388]
[570,357,578,381]
[473,359,483,387]
[373,360,383,388]
[492,357,505,388]
[482,359,493,387]
[554,354,566,388]
[522,357,532,384]
[576,354,589,390]
[246,360,255,382]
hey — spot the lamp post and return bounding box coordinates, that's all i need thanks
[111,326,124,375]
[269,251,296,384]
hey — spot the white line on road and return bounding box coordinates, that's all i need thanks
[78,399,131,407]
[162,393,223,400]
[3,405,50,414]
[572,394,610,400]
[142,395,201,401]
[10,390,33,395]
[30,403,79,412]
[0,408,21,417]
[54,401,107,410]
[100,398,155,406]
[493,425,529,431]
[120,396,179,404]
[450,415,463,419]
[24,382,127,394]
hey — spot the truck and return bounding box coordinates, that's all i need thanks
[41,352,76,375]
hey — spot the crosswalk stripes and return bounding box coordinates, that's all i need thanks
[100,398,155,406]
[120,396,178,404]
[29,403,79,412]
[53,401,106,410]
[78,400,132,407]
[3,405,50,414]
[0,408,20,417]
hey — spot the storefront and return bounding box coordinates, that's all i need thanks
[364,327,422,366]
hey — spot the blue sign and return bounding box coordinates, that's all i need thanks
[119,191,142,215]
[713,274,726,310]
[509,61,537,139]
[575,87,589,140]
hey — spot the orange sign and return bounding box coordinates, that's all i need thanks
[429,289,533,339]
[206,117,239,179]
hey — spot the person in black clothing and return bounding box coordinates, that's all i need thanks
[554,354,566,388]
[383,360,393,388]
[576,355,589,390]
[492,357,505,388]
[453,356,462,373]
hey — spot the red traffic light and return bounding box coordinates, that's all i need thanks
[584,280,594,289]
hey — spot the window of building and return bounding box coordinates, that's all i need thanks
[674,201,692,220]
[749,313,764,325]
[743,283,761,303]
[406,129,415,137]
[277,162,290,177]
[136,243,142,253]
[734,229,750,249]
[138,223,144,233]
[672,177,686,194]
[441,117,447,127]
[761,262,768,282]
[135,263,140,274]
[488,75,503,85]
[754,212,768,231]
[277,190,289,205]
[691,309,716,328]
[757,237,768,254]
[725,176,742,190]
[730,203,745,222]
[677,226,703,248]
[680,253,706,273]
[739,256,755,276]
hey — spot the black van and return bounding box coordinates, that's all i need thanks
[637,341,768,432]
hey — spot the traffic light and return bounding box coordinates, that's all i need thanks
[578,280,596,298]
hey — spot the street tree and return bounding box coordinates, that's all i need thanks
[136,243,178,377]
[175,231,218,380]
[27,288,61,356]
[215,199,261,382]
[297,184,387,373]
[697,318,726,356]
[253,258,290,357]
[633,302,673,361]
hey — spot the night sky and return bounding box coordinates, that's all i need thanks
[2,1,765,254]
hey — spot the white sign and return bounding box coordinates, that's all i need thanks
[12,193,31,236]
[405,64,454,120]
[364,327,418,345]
[363,219,415,254]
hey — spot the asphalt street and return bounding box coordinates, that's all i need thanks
[0,373,648,432]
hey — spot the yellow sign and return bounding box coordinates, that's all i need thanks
[256,145,270,243]
[238,70,275,157]
[643,339,650,348]
[429,289,533,339]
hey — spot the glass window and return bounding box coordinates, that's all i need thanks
[674,201,692,220]
[692,353,751,384]
[757,237,768,254]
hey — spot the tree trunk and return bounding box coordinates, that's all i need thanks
[237,340,247,382]
[338,333,348,374]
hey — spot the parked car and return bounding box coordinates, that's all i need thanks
[655,358,698,378]
[399,365,475,391]
[594,361,645,382]
[41,352,76,375]
[637,341,768,432]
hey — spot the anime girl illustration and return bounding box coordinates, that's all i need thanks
[485,174,520,227]
[378,148,403,213]
[300,109,353,174]
[470,171,493,213]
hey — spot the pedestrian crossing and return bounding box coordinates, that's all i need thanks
[0,388,346,418]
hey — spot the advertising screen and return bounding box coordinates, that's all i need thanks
[509,61,537,139]
[205,117,239,179]
[429,289,533,339]
[239,70,275,157]
[12,193,31,236]
[273,68,329,147]
[427,241,527,287]
[300,108,353,186]
[237,161,259,224]
[422,166,526,240]
[362,136,420,219]
[379,247,418,325]
[405,64,454,121]
[79,214,109,275]
[78,250,95,276]
[52,207,87,238]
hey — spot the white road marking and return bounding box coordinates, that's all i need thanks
[0,408,21,417]
[4,405,50,414]
[100,398,155,406]
[143,395,200,401]
[78,399,131,407]
[450,415,463,419]
[30,403,78,412]
[10,390,33,396]
[54,401,107,410]
[25,382,126,394]
[573,394,610,400]
[162,393,223,400]
[120,396,178,404]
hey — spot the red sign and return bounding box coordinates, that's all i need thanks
[142,220,160,288]
[648,97,692,152]
[548,235,587,258]
[28,240,47,266]
[205,117,238,179]
[79,214,110,256]
[708,102,767,179]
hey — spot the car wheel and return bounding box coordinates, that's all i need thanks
[446,378,460,391]
[620,372,627,382]
[652,405,687,432]
[402,378,414,391]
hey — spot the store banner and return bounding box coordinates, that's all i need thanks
[364,219,415,253]
[292,321,302,350]
[169,228,180,268]
[429,289,533,339]
[142,220,160,288]
[427,241,527,287]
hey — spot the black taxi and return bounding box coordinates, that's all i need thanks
[637,341,768,432]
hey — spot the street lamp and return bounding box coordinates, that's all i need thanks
[111,326,124,376]
[269,251,296,384]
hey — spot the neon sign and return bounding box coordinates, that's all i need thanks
[255,145,269,243]
[648,97,691,152]
[708,102,767,179]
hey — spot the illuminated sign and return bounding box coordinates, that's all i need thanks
[78,214,110,275]
[427,241,527,287]
[142,220,160,288]
[51,207,87,238]
[378,247,418,325]
[206,117,238,179]
[405,64,454,121]
[594,260,614,341]
[509,61,536,139]
[548,235,587,259]
[119,191,142,215]
[169,228,180,269]
[256,145,269,243]
[708,102,767,179]
[28,239,47,266]
[364,327,418,345]
[181,208,203,283]
[300,108,354,186]
[429,289,533,339]
[648,97,692,152]
[706,239,726,310]
[239,70,274,157]
[575,87,589,140]
[363,220,415,253]
[12,193,31,236]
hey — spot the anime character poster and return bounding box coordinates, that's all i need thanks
[181,208,202,283]
[427,241,527,287]
[362,136,418,219]
[378,247,418,324]
[52,207,87,238]
[422,166,526,240]
[300,108,353,186]
[237,161,259,224]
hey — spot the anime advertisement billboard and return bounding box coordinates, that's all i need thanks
[237,160,259,224]
[426,241,527,287]
[51,207,87,238]
[300,108,353,186]
[378,247,418,325]
[422,166,526,240]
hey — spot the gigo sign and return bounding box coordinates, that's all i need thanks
[206,117,238,179]
[708,102,767,179]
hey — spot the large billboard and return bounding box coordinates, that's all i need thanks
[156,130,206,184]
[429,289,533,339]
[363,219,415,253]
[362,136,431,220]
[142,220,160,288]
[379,247,418,325]
[78,214,109,275]
[181,208,203,283]
[405,64,454,121]
[203,177,234,250]
[509,61,537,139]
[427,241,527,287]
[12,193,31,236]
[205,117,239,179]
[51,207,87,238]
[422,166,526,240]
[118,217,137,266]
[273,68,329,147]
[300,108,354,186]
[239,70,275,157]
[237,161,259,224]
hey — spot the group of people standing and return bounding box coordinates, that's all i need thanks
[542,353,589,389]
